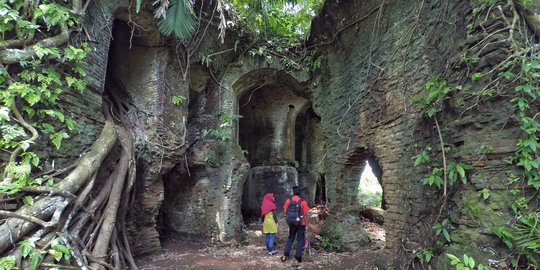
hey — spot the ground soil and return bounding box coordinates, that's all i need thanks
[135,219,385,270]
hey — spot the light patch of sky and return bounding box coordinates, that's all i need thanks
[359,161,382,194]
[284,3,316,16]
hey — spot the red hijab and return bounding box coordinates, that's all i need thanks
[261,193,276,217]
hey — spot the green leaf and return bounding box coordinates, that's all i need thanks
[50,132,68,149]
[18,239,35,258]
[54,244,71,260]
[136,0,142,12]
[443,228,451,242]
[501,71,514,79]
[447,253,460,263]
[157,0,197,39]
[426,252,432,262]
[471,72,483,81]
[456,164,466,178]
[23,196,34,205]
[48,249,62,261]
[29,251,42,270]
[20,141,30,150]
[478,188,490,200]
[0,255,15,270]
[172,95,186,105]
[426,107,436,118]
[66,118,76,131]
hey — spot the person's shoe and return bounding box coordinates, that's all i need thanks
[270,250,278,255]
[280,255,288,262]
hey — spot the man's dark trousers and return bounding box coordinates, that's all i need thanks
[283,224,306,262]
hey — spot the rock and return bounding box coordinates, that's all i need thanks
[246,230,263,238]
[359,206,385,225]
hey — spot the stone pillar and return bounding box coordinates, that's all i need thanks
[243,166,298,216]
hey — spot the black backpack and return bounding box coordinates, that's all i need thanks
[285,197,304,226]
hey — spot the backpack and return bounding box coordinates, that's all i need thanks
[285,197,304,226]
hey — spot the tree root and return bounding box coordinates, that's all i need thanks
[90,125,133,270]
[0,210,51,228]
[0,115,116,254]
[0,23,70,64]
[0,112,143,269]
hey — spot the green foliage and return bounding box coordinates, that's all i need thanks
[422,167,444,188]
[156,0,197,39]
[509,54,540,189]
[202,111,241,141]
[492,214,540,268]
[492,226,514,249]
[200,53,213,67]
[413,146,432,166]
[477,188,490,200]
[413,145,472,189]
[49,237,71,262]
[0,256,14,270]
[319,229,343,251]
[447,161,472,186]
[514,213,540,266]
[34,3,74,29]
[412,77,453,118]
[0,1,88,192]
[172,95,186,106]
[230,0,322,41]
[414,248,433,265]
[447,253,495,270]
[15,237,72,269]
[433,219,455,243]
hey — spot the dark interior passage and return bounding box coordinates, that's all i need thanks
[235,71,309,222]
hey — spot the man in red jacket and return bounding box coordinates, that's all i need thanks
[281,186,309,264]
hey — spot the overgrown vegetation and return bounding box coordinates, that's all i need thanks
[0,0,320,268]
[411,0,540,268]
[229,0,322,41]
[0,0,88,194]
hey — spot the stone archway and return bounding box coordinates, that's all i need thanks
[231,69,311,221]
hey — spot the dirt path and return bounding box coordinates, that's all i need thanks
[136,220,384,270]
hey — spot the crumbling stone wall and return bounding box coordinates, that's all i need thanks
[309,0,529,268]
[67,0,529,267]
[78,0,251,254]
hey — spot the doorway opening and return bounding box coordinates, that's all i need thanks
[358,160,383,208]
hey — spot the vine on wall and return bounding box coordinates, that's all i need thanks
[411,0,539,268]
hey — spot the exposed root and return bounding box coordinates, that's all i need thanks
[0,114,136,270]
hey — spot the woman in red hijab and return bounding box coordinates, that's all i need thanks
[261,193,278,255]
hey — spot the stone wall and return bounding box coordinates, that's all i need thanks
[309,0,534,267]
[80,0,251,254]
[72,0,532,266]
